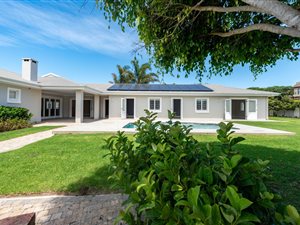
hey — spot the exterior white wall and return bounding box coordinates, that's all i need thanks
[0,83,41,122]
[109,95,269,120]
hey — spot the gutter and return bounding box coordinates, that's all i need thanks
[0,77,40,89]
[105,91,279,97]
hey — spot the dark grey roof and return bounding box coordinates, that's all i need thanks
[107,84,213,92]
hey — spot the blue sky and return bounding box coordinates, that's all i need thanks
[0,0,299,88]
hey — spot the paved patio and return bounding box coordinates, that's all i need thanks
[0,194,126,225]
[51,118,294,135]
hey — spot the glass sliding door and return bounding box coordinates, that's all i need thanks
[42,97,62,119]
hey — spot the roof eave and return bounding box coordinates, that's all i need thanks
[0,77,40,89]
[41,86,103,95]
[105,91,278,97]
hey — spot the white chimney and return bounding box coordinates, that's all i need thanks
[22,58,38,82]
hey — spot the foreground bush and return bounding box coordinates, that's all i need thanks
[0,106,32,121]
[106,111,299,225]
[0,119,32,132]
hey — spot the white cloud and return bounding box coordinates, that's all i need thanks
[0,1,139,54]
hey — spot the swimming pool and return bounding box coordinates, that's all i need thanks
[123,122,238,130]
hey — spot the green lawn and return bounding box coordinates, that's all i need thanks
[0,117,299,210]
[0,126,62,141]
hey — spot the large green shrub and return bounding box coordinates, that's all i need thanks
[0,106,32,132]
[106,111,299,225]
[0,106,32,121]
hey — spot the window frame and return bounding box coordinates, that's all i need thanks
[7,87,21,104]
[148,97,162,113]
[248,99,257,113]
[195,98,209,113]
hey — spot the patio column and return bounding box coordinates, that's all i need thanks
[75,90,84,123]
[94,95,100,120]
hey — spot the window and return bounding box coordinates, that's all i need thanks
[7,88,21,103]
[148,98,161,112]
[195,98,209,112]
[225,99,231,113]
[248,100,257,113]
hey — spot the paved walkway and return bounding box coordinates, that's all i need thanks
[0,194,126,225]
[0,130,54,153]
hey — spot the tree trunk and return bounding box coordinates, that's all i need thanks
[242,0,300,31]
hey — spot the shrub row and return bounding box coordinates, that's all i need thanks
[0,106,32,121]
[0,119,32,132]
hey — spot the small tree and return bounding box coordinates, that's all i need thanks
[111,58,159,84]
[106,111,299,225]
[110,65,133,84]
[128,58,160,84]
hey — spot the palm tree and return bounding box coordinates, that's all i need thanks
[110,65,133,84]
[128,58,159,84]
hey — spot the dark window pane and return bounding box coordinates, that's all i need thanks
[202,100,207,110]
[149,100,154,110]
[155,100,160,110]
[197,100,201,110]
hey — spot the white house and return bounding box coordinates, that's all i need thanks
[0,58,278,123]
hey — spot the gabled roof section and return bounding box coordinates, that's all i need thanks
[38,73,104,94]
[294,82,300,88]
[86,83,113,92]
[38,73,81,87]
[107,84,213,92]
[0,68,40,88]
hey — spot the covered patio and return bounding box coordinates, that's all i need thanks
[39,73,109,123]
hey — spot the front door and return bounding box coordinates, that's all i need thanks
[126,99,134,118]
[71,100,91,118]
[105,99,109,118]
[231,100,246,119]
[173,99,181,119]
[84,100,91,117]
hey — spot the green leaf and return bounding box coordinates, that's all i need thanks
[211,204,222,225]
[171,184,183,191]
[187,186,200,208]
[220,206,235,223]
[226,186,240,210]
[231,154,242,168]
[230,136,245,146]
[236,212,261,224]
[138,201,155,213]
[136,183,147,192]
[175,200,190,207]
[286,205,300,219]
[239,198,253,211]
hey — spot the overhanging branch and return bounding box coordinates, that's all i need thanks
[286,48,300,52]
[192,5,265,14]
[211,23,300,38]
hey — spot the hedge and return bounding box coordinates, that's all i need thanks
[0,106,32,121]
[0,106,33,132]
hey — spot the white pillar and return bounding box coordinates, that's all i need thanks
[75,90,84,123]
[94,95,100,120]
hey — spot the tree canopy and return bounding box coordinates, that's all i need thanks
[97,0,300,79]
[248,86,294,97]
[249,85,300,111]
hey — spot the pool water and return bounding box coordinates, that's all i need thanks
[123,122,238,130]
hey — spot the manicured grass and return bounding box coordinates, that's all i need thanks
[0,126,62,141]
[0,117,299,210]
[0,134,115,195]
